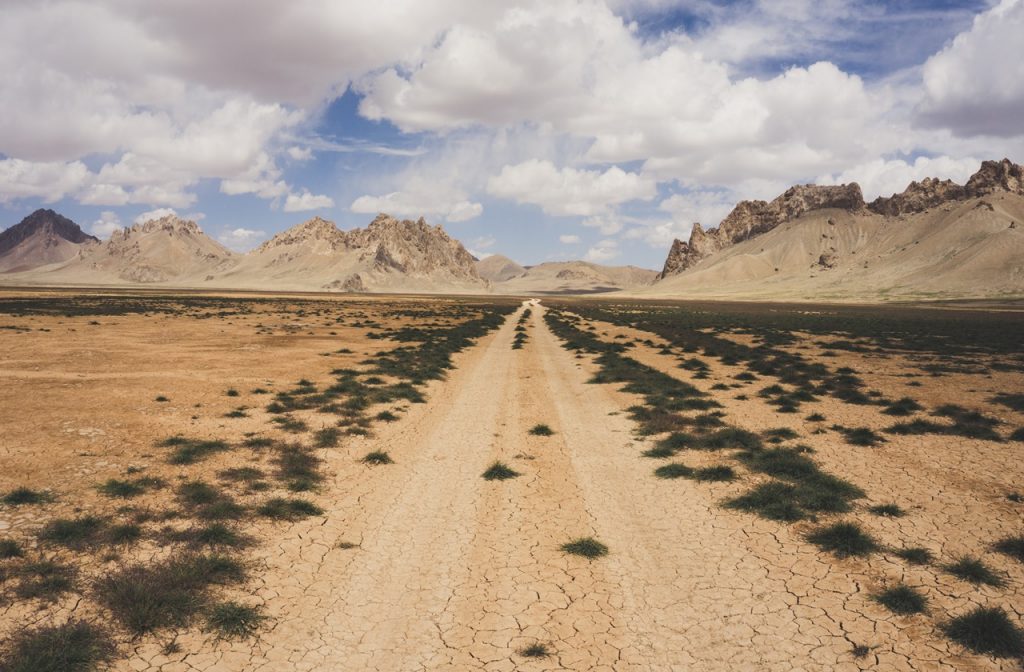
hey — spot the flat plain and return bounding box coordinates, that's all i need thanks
[1,289,1022,671]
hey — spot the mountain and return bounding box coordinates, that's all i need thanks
[210,214,484,293]
[0,209,98,272]
[476,254,527,283]
[9,215,235,285]
[644,159,1024,301]
[482,258,658,294]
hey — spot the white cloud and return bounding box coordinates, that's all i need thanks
[287,146,314,161]
[0,159,91,204]
[818,155,981,200]
[283,191,335,212]
[919,0,1024,137]
[659,191,737,228]
[584,238,619,262]
[90,211,121,238]
[351,189,483,223]
[487,160,656,217]
[133,208,178,225]
[218,227,267,251]
[559,234,580,244]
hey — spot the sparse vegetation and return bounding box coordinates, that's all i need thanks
[0,621,115,672]
[561,537,609,559]
[529,423,555,436]
[805,522,879,558]
[361,451,393,465]
[256,497,323,520]
[482,461,520,481]
[944,556,1004,586]
[943,607,1024,658]
[872,585,927,614]
[518,643,550,658]
[205,601,266,639]
[2,487,52,506]
[993,535,1024,563]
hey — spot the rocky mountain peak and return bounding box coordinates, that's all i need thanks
[350,213,479,280]
[965,158,1024,196]
[0,209,98,257]
[255,216,345,254]
[115,215,204,240]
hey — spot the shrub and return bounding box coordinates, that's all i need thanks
[14,560,76,601]
[97,477,164,499]
[38,516,107,549]
[894,547,933,565]
[943,607,1024,658]
[872,585,927,615]
[806,522,879,558]
[95,553,246,635]
[944,556,1004,587]
[561,537,608,559]
[0,538,24,558]
[361,451,393,465]
[256,497,323,520]
[160,437,231,465]
[529,424,555,436]
[654,463,694,479]
[518,643,550,658]
[205,601,266,639]
[993,535,1024,563]
[868,503,905,517]
[0,621,115,672]
[882,397,923,416]
[694,465,735,482]
[482,461,520,481]
[2,487,52,506]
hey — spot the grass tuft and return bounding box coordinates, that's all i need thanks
[2,487,53,506]
[361,451,393,465]
[518,643,551,658]
[805,522,879,558]
[872,585,927,615]
[993,535,1024,563]
[529,424,555,436]
[944,556,1005,587]
[561,536,609,559]
[205,601,266,639]
[654,463,694,479]
[868,503,905,517]
[894,547,933,565]
[0,621,115,672]
[256,497,323,520]
[943,607,1024,658]
[482,461,520,481]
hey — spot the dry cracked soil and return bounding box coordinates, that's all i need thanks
[0,289,1022,671]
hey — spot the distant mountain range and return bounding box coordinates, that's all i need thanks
[647,158,1024,301]
[1,158,1022,300]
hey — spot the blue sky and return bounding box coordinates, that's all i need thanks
[1,0,1021,269]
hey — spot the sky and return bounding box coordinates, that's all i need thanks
[0,0,1022,269]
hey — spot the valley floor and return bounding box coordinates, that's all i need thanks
[0,290,1022,671]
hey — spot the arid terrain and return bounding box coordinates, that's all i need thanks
[1,289,1022,671]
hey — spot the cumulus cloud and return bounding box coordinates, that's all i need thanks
[487,160,656,217]
[584,239,619,262]
[818,155,982,200]
[350,188,483,223]
[919,0,1024,137]
[0,158,91,204]
[559,234,581,244]
[91,211,122,238]
[283,191,335,212]
[133,208,178,224]
[218,227,267,251]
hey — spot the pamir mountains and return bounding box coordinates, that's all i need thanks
[2,159,1022,300]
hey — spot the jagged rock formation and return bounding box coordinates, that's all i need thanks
[659,159,1024,280]
[643,158,1024,301]
[659,184,864,277]
[213,214,484,293]
[0,209,98,272]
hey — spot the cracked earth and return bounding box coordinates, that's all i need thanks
[1,293,1022,671]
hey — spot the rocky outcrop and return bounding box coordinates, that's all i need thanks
[868,178,965,217]
[659,183,865,278]
[658,158,1024,280]
[349,214,480,281]
[323,274,366,292]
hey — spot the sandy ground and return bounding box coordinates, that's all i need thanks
[1,291,1022,671]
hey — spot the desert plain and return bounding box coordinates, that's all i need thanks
[0,288,1021,671]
